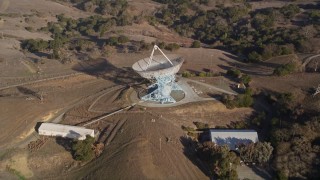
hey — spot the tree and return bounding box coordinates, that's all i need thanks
[107,36,119,46]
[273,62,296,76]
[118,35,129,44]
[247,51,262,62]
[239,142,273,164]
[280,4,300,19]
[226,68,241,78]
[21,39,49,52]
[197,142,240,179]
[72,135,95,161]
[240,74,251,85]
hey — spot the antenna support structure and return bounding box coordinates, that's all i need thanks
[140,45,182,104]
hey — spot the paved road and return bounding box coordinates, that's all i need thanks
[237,165,272,180]
[2,85,117,150]
[302,54,320,69]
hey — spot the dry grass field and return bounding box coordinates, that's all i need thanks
[0,0,319,179]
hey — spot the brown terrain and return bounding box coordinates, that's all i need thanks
[0,0,319,179]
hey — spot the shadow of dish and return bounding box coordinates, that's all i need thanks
[72,57,144,86]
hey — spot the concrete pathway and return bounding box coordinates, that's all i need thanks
[237,165,272,180]
[134,76,237,108]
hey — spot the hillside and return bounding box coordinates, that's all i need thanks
[0,0,319,179]
[64,113,208,179]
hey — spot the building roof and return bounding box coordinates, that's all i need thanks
[38,123,94,139]
[209,129,258,150]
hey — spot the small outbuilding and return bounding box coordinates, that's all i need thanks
[209,129,258,150]
[38,123,94,140]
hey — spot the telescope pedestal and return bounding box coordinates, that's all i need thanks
[141,74,181,104]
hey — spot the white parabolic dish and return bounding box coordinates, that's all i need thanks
[132,54,184,79]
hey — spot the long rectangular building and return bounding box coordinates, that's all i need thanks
[210,129,258,150]
[38,123,94,140]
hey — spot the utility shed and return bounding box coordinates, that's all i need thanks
[38,123,94,140]
[210,129,258,150]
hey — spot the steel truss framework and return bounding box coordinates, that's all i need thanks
[313,84,320,97]
[141,74,181,103]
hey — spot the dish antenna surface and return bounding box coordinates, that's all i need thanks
[132,45,184,103]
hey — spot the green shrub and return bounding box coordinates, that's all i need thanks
[277,92,293,105]
[199,72,206,77]
[118,35,129,44]
[222,88,254,109]
[191,40,201,48]
[25,26,33,32]
[227,68,241,78]
[280,4,300,19]
[273,62,296,76]
[240,74,251,85]
[165,43,180,51]
[107,36,119,46]
[182,71,195,78]
[193,122,209,129]
[157,41,166,49]
[139,40,151,50]
[237,94,254,107]
[181,125,195,132]
[230,121,248,129]
[208,72,217,77]
[247,51,262,62]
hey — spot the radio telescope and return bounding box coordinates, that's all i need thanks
[132,45,184,104]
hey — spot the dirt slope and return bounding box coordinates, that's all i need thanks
[62,113,208,180]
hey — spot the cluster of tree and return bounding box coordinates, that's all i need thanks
[271,115,320,179]
[248,43,294,62]
[21,33,69,59]
[222,88,254,109]
[21,39,49,52]
[195,140,274,179]
[69,0,128,16]
[106,35,130,46]
[153,2,319,62]
[182,70,217,78]
[181,121,209,138]
[279,4,300,19]
[72,135,95,161]
[69,39,96,51]
[197,142,239,179]
[238,142,273,164]
[259,90,320,179]
[308,9,320,24]
[21,14,122,59]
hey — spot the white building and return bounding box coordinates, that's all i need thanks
[210,129,258,150]
[38,123,94,140]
